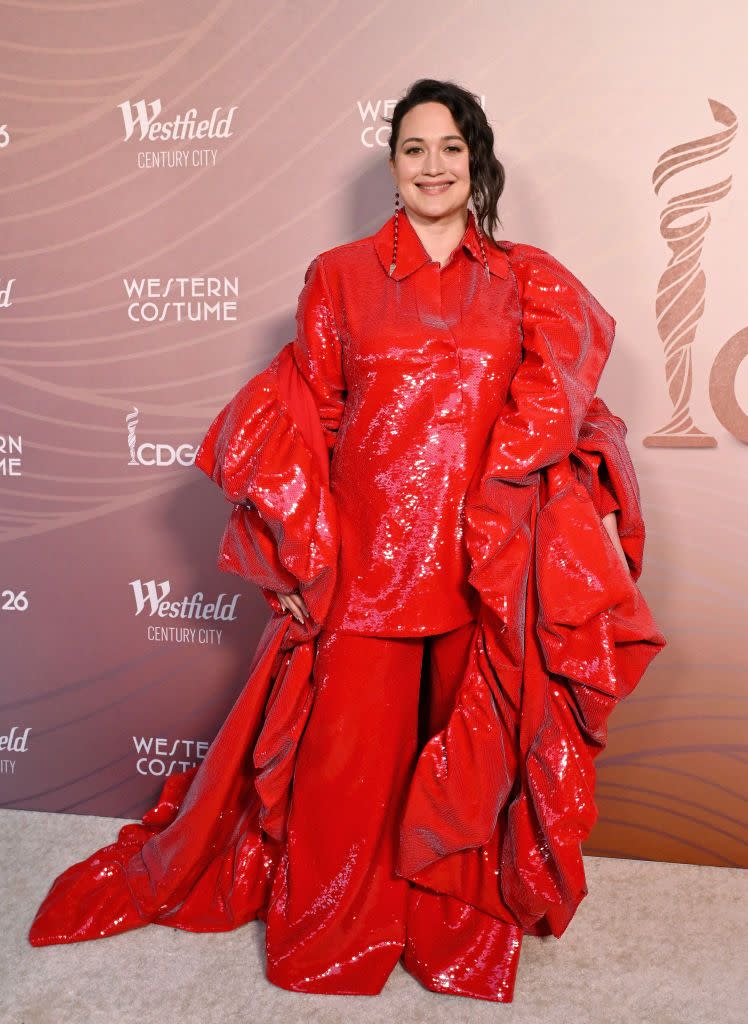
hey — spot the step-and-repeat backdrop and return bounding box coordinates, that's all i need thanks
[1,1,745,869]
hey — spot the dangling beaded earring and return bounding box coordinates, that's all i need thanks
[389,187,400,276]
[471,194,491,280]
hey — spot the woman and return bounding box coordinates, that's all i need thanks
[27,79,667,1004]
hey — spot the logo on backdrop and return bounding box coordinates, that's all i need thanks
[118,99,237,169]
[0,726,31,776]
[357,96,486,148]
[132,735,210,778]
[1,588,28,612]
[0,434,22,476]
[0,277,15,308]
[645,99,747,448]
[126,407,196,468]
[123,275,239,322]
[0,123,9,148]
[130,578,240,646]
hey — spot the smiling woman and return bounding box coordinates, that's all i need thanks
[27,77,666,1006]
[384,82,506,273]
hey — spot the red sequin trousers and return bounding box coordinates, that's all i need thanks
[264,619,522,1002]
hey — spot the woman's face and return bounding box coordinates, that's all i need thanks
[389,101,471,221]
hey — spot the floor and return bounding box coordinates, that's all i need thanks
[3,807,745,1024]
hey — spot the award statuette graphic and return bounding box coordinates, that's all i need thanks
[645,99,738,449]
[126,406,139,465]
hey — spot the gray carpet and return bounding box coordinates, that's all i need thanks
[3,807,745,1024]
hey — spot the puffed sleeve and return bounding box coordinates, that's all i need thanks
[492,245,616,480]
[452,251,666,941]
[193,256,344,627]
[291,255,347,453]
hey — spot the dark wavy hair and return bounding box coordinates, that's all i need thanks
[382,78,507,249]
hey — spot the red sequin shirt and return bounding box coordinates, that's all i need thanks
[287,207,618,636]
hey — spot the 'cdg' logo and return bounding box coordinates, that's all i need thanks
[125,406,195,467]
[134,442,196,467]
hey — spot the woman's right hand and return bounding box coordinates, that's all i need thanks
[276,590,310,624]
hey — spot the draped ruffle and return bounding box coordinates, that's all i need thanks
[393,245,668,936]
[193,341,340,631]
[28,613,310,942]
[394,443,665,938]
[29,343,338,945]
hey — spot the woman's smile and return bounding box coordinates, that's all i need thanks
[416,181,454,193]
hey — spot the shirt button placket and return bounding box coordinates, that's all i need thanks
[416,262,463,423]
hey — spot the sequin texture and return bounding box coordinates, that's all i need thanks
[312,208,523,635]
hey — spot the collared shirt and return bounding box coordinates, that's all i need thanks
[291,207,524,636]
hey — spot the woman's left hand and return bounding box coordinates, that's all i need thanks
[601,510,629,572]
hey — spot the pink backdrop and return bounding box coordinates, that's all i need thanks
[1,0,745,870]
